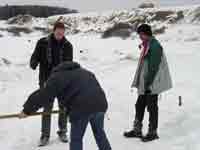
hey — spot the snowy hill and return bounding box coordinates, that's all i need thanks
[0,5,200,38]
[0,5,200,150]
[1,0,200,12]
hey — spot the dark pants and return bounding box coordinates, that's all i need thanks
[40,82,68,137]
[41,98,68,137]
[70,112,112,150]
[135,94,158,132]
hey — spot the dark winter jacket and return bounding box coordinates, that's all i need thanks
[30,33,73,86]
[23,62,108,121]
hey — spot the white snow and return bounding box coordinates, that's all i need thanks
[0,5,200,150]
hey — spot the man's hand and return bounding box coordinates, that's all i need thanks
[145,88,151,95]
[18,111,28,119]
[30,60,38,70]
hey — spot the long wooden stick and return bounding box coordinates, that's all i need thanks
[0,110,60,120]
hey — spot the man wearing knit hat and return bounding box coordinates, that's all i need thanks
[30,21,73,146]
[124,24,172,142]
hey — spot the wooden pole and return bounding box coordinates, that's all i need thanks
[0,110,60,120]
[179,96,182,106]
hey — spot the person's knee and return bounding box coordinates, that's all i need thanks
[135,101,144,110]
[91,123,105,137]
[71,135,82,142]
[135,102,140,109]
[147,103,158,113]
[93,126,106,137]
[136,95,146,106]
[71,128,83,141]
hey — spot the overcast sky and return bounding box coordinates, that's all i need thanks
[1,0,200,12]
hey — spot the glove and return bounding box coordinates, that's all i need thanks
[18,111,28,119]
[145,88,151,94]
[30,60,38,70]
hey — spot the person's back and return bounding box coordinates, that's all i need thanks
[48,62,108,119]
[20,62,111,150]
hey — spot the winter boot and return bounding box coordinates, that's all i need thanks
[124,130,142,138]
[57,131,68,143]
[141,129,159,142]
[38,135,49,147]
[124,120,143,138]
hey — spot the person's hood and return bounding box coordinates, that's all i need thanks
[52,61,81,73]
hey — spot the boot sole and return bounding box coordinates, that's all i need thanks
[141,136,159,142]
[58,135,68,143]
[38,140,49,147]
[124,134,143,139]
[59,139,68,143]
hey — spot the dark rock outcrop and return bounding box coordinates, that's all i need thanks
[33,27,49,34]
[7,14,33,25]
[0,58,12,66]
[153,26,166,35]
[0,26,33,36]
[102,22,134,39]
[168,11,184,23]
[150,10,175,21]
[0,5,78,20]
[191,7,200,22]
[138,2,155,9]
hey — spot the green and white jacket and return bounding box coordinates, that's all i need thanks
[131,37,172,95]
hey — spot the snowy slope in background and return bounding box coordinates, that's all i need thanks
[0,4,200,150]
[0,5,200,38]
[1,0,200,12]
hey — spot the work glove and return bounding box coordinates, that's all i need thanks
[18,111,28,119]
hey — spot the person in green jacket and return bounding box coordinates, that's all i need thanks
[124,24,172,142]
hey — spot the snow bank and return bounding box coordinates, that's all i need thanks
[0,5,200,37]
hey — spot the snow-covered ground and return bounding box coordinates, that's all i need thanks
[0,6,200,150]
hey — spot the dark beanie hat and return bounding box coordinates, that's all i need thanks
[137,24,152,36]
[53,21,65,31]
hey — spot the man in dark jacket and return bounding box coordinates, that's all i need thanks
[19,62,112,150]
[30,21,73,146]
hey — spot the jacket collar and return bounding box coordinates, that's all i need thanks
[50,33,67,44]
[52,62,81,73]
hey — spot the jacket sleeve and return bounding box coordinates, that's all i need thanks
[63,41,73,61]
[23,72,68,115]
[145,42,163,90]
[30,40,41,70]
